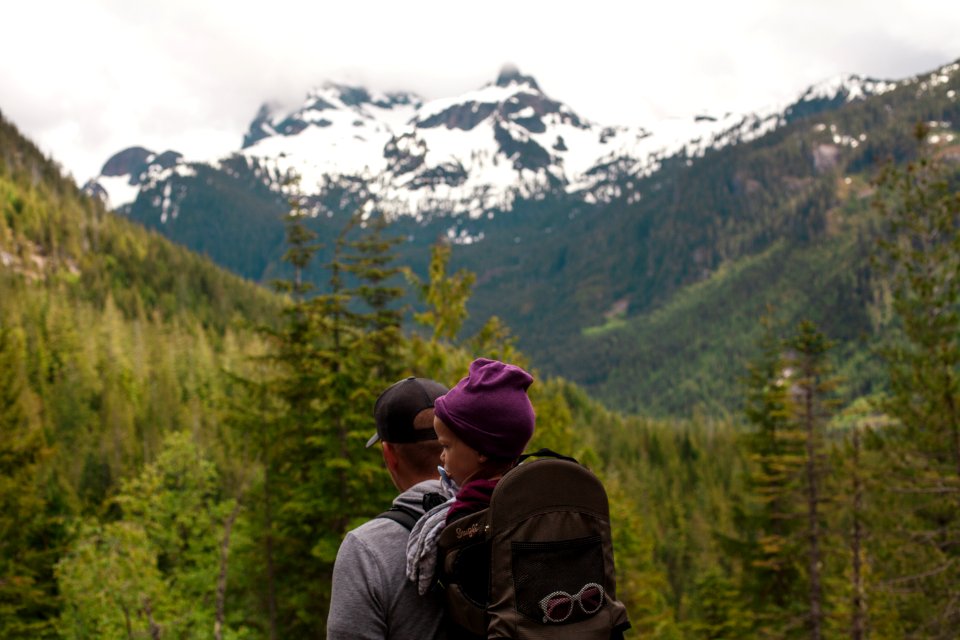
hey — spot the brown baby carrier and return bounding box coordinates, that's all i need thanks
[436,450,631,639]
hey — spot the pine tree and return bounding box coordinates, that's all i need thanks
[341,206,404,369]
[0,325,60,639]
[873,122,960,637]
[338,204,406,491]
[686,568,754,639]
[735,316,807,637]
[258,178,328,638]
[407,240,521,373]
[410,241,476,344]
[256,194,411,636]
[785,320,839,640]
[848,423,868,640]
[220,353,281,640]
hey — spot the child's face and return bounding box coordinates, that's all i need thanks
[434,415,484,485]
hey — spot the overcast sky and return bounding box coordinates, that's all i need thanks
[2,0,959,183]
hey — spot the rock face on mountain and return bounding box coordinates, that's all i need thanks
[98,147,182,182]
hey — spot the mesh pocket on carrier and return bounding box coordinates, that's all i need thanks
[511,535,605,624]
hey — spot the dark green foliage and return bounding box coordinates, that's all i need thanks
[0,325,62,639]
[242,194,409,637]
[684,568,753,639]
[731,317,808,636]
[872,122,960,638]
[128,156,289,282]
[56,432,239,639]
[874,123,960,475]
[272,178,319,300]
[720,319,842,639]
[786,321,838,640]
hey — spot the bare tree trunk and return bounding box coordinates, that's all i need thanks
[804,385,823,640]
[215,502,242,640]
[330,255,350,535]
[122,603,133,640]
[264,469,278,640]
[945,381,960,481]
[141,596,162,640]
[851,426,867,640]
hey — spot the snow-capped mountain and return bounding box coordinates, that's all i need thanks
[85,64,912,222]
[239,64,662,220]
[84,147,185,212]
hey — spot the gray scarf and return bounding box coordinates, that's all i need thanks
[405,467,458,595]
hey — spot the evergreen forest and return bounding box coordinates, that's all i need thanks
[2,91,960,640]
[117,60,960,421]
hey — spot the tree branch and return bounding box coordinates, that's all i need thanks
[884,557,956,586]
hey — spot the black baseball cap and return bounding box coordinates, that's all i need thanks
[365,376,449,448]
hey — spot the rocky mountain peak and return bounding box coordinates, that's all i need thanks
[100,146,154,177]
[495,64,540,91]
[100,146,182,181]
[784,73,899,123]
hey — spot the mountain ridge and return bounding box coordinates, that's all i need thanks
[85,64,901,221]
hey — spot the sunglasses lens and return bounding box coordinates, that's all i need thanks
[580,585,604,613]
[544,595,573,622]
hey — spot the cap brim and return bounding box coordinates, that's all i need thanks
[365,432,381,448]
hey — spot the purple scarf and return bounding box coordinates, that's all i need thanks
[445,478,499,524]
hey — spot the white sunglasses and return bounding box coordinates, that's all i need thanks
[538,582,605,623]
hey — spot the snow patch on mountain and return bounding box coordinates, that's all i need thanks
[95,174,142,210]
[796,74,898,103]
[84,147,185,210]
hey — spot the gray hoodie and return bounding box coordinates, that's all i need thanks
[327,480,446,640]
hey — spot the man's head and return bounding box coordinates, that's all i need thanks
[368,376,448,490]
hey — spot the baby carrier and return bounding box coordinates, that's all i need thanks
[436,450,631,639]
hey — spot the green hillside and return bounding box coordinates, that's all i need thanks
[0,109,283,636]
[456,60,960,415]
[0,117,281,331]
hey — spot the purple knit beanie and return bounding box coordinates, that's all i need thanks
[434,358,535,459]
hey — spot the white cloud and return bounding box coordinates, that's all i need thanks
[1,0,958,181]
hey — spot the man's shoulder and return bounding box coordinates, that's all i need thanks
[334,516,405,580]
[345,480,443,548]
[348,513,405,542]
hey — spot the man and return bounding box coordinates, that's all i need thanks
[327,376,449,640]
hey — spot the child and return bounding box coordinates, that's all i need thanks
[433,357,536,522]
[406,358,535,591]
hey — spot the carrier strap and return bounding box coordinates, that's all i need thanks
[376,492,446,531]
[376,505,421,531]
